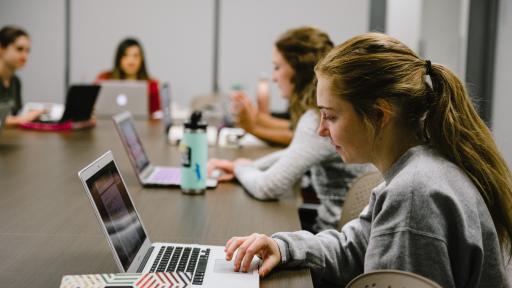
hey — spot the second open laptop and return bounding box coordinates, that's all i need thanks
[21,84,101,123]
[113,111,217,188]
[95,80,148,119]
[78,151,259,287]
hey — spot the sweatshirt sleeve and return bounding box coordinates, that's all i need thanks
[233,110,335,200]
[272,203,372,287]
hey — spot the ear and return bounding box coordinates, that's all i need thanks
[374,99,395,129]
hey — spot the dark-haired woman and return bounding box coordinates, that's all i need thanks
[0,26,44,127]
[96,38,161,119]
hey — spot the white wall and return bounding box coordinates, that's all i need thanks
[0,0,66,103]
[386,0,423,53]
[70,0,213,108]
[419,0,467,78]
[219,0,369,111]
[492,0,512,168]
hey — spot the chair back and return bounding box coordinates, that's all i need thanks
[339,171,383,227]
[345,269,443,288]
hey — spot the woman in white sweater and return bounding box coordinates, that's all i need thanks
[208,27,368,232]
[223,33,511,287]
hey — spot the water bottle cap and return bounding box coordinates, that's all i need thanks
[184,110,207,129]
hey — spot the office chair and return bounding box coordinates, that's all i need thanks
[339,171,383,228]
[345,269,443,288]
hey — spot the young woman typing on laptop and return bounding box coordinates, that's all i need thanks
[208,27,370,233]
[0,26,45,127]
[224,33,511,287]
[96,38,161,119]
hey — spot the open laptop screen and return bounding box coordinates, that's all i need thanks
[86,160,147,271]
[118,117,150,173]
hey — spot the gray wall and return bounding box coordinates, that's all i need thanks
[1,0,369,110]
[419,0,467,78]
[492,0,512,168]
[70,0,213,108]
[0,0,66,103]
[219,0,369,111]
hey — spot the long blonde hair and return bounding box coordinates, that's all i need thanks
[316,32,512,257]
[275,27,333,128]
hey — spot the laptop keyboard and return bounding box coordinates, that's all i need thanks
[149,167,180,184]
[148,246,211,285]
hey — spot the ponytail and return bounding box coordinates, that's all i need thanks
[426,64,512,257]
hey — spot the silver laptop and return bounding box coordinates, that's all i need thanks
[96,80,148,119]
[113,111,217,188]
[0,104,11,133]
[78,151,259,287]
[160,82,173,134]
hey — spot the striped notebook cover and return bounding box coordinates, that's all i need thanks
[60,272,192,288]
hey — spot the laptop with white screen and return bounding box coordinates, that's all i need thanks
[112,111,218,188]
[78,151,259,287]
[95,80,148,119]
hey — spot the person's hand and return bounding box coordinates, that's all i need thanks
[231,92,257,132]
[17,109,45,124]
[256,78,270,115]
[207,158,235,182]
[225,233,281,278]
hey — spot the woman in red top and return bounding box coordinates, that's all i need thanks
[96,38,161,119]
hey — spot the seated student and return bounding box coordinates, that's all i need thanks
[224,33,511,288]
[96,38,161,119]
[208,27,369,233]
[0,26,44,127]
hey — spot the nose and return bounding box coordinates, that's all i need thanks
[271,71,278,83]
[317,117,329,137]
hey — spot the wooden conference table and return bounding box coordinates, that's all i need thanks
[0,120,312,287]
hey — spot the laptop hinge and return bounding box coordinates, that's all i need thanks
[136,246,154,273]
[140,166,155,182]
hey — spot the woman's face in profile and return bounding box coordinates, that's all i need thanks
[120,45,142,77]
[1,35,30,70]
[316,75,373,164]
[271,47,294,99]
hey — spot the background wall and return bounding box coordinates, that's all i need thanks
[492,0,512,168]
[219,0,369,111]
[386,0,423,53]
[0,0,66,103]
[70,0,213,109]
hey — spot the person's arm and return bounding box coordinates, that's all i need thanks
[5,109,45,127]
[245,125,293,146]
[224,202,374,282]
[255,112,290,130]
[234,110,334,199]
[232,91,293,145]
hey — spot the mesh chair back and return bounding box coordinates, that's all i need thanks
[339,171,383,228]
[345,269,443,288]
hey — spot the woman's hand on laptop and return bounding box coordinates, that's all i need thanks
[207,158,235,182]
[225,233,281,278]
[15,109,45,124]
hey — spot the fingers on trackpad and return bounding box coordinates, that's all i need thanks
[213,259,259,274]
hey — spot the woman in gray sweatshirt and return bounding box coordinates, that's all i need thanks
[224,33,512,288]
[209,27,368,232]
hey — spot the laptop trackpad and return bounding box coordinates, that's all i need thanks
[213,259,259,274]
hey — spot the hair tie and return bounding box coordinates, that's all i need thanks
[425,60,433,76]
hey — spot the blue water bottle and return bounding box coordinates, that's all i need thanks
[180,111,207,194]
